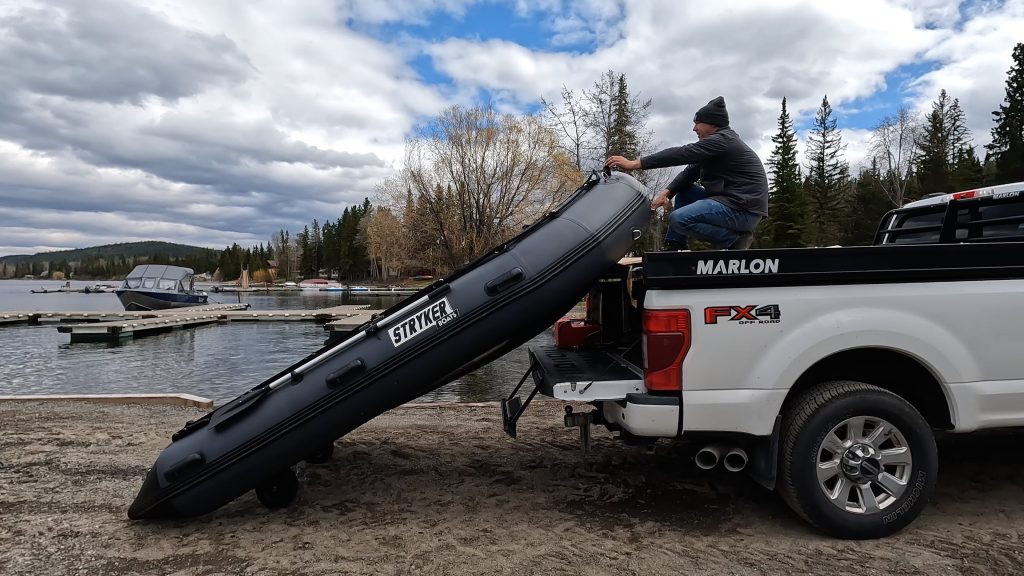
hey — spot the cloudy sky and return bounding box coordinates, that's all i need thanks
[1,0,1022,257]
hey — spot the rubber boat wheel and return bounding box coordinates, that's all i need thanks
[255,469,299,509]
[306,442,335,464]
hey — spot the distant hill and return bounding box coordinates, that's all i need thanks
[0,241,216,264]
[0,241,221,280]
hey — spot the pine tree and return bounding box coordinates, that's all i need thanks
[355,198,372,277]
[298,225,312,278]
[608,74,640,160]
[844,160,893,245]
[311,219,322,276]
[987,43,1024,184]
[588,72,660,249]
[320,221,336,279]
[952,145,984,190]
[763,97,809,248]
[916,90,971,195]
[582,71,652,166]
[804,95,850,245]
[338,208,355,278]
[541,71,652,173]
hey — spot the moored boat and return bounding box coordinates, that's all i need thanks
[299,278,339,290]
[115,265,208,311]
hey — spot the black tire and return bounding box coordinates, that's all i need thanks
[306,442,335,464]
[255,469,299,509]
[779,381,937,539]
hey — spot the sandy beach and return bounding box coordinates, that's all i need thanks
[2,400,1024,575]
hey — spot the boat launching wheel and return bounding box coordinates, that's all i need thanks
[255,468,299,509]
[306,442,335,464]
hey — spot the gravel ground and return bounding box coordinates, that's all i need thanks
[2,400,1024,575]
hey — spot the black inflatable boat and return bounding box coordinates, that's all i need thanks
[128,171,651,519]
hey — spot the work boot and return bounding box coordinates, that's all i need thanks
[661,240,688,251]
[728,233,753,250]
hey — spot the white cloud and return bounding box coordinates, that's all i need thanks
[0,0,448,256]
[908,0,1024,151]
[1,0,1021,257]
[895,0,964,26]
[429,0,948,159]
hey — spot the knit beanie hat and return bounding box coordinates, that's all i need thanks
[693,96,729,127]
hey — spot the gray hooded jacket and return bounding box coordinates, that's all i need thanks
[640,127,769,216]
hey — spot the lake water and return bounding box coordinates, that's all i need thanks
[0,279,553,405]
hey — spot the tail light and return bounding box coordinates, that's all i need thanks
[642,309,691,392]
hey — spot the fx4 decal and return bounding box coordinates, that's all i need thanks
[704,305,781,325]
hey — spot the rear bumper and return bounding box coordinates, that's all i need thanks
[527,345,788,438]
[529,345,681,437]
[602,393,681,437]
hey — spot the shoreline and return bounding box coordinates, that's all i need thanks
[2,400,1024,575]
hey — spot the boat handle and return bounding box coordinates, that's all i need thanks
[164,452,205,482]
[485,267,525,296]
[326,358,366,388]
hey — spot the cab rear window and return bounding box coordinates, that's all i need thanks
[887,210,944,244]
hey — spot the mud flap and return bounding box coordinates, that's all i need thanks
[746,415,781,490]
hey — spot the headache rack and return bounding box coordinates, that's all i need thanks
[875,187,1024,245]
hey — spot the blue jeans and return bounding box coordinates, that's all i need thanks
[665,186,761,249]
[663,184,707,249]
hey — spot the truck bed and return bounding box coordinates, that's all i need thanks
[643,242,1024,289]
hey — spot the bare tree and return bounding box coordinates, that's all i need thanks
[269,230,295,280]
[363,204,407,280]
[392,105,578,271]
[541,87,590,172]
[870,106,920,207]
[543,73,674,203]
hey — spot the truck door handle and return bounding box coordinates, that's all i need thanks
[485,267,524,296]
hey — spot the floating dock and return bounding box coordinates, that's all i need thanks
[2,303,249,326]
[0,303,382,344]
[57,311,226,343]
[321,311,384,343]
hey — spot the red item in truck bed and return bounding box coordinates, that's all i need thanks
[553,318,601,349]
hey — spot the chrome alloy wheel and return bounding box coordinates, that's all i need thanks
[816,416,913,514]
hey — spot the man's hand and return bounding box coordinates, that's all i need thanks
[604,156,640,171]
[651,189,672,211]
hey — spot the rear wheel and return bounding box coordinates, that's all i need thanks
[779,381,937,539]
[255,468,299,509]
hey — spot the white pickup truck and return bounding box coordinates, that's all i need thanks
[502,181,1024,539]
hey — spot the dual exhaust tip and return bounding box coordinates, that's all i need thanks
[695,444,747,472]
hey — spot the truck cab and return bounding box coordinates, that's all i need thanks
[503,181,1024,539]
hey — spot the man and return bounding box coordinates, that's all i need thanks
[605,96,768,250]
